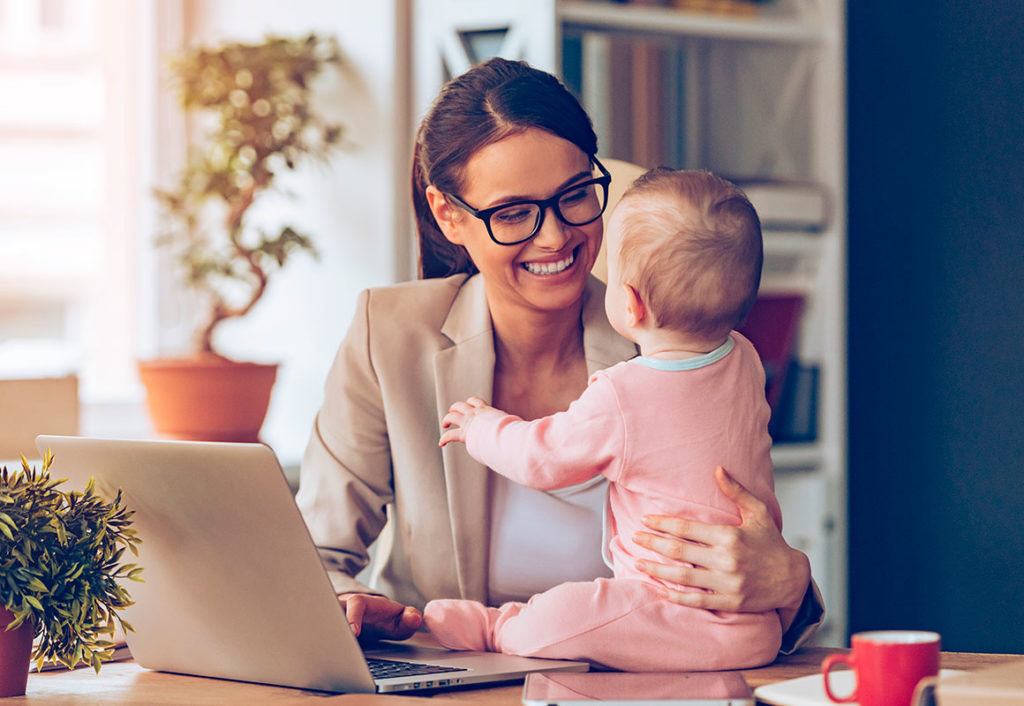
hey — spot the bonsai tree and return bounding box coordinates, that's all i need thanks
[154,34,345,357]
[0,452,143,673]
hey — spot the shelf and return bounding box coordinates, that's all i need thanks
[770,442,822,471]
[558,1,824,45]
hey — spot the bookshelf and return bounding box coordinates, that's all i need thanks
[414,0,846,645]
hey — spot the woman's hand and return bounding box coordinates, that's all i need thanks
[339,593,423,642]
[633,466,810,613]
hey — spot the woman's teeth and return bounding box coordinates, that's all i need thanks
[523,252,574,275]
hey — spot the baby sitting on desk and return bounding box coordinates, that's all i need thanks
[425,168,783,671]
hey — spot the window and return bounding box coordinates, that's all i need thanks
[0,0,156,405]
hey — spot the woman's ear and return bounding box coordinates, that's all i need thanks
[623,284,646,328]
[425,185,465,245]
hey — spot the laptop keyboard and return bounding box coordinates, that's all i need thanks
[366,657,468,681]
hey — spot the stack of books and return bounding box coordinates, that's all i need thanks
[734,179,832,233]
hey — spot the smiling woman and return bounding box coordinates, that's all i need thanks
[296,57,822,656]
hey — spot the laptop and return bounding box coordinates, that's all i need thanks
[34,435,588,693]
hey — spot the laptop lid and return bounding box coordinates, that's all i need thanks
[34,436,587,693]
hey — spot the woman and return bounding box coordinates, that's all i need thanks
[295,57,822,651]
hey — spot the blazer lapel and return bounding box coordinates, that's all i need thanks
[434,274,494,601]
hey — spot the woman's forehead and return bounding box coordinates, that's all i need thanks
[459,129,591,204]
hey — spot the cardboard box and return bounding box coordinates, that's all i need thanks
[0,375,79,461]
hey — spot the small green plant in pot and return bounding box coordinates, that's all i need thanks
[0,452,142,696]
[140,33,345,442]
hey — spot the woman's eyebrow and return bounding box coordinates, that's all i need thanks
[487,169,594,207]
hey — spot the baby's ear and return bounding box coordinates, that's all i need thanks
[425,186,465,245]
[624,284,647,327]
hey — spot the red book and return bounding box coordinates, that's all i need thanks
[736,294,805,411]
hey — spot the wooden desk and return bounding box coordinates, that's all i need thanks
[21,649,1024,705]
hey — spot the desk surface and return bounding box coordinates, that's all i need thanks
[21,648,1024,705]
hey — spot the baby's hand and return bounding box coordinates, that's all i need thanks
[439,397,491,447]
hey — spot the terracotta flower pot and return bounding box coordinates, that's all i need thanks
[0,606,33,697]
[137,356,278,443]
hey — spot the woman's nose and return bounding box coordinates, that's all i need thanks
[531,206,571,250]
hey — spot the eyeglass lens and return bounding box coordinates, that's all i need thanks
[489,181,606,244]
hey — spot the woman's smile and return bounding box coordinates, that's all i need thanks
[520,244,579,276]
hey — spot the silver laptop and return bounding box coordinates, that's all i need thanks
[35,435,588,693]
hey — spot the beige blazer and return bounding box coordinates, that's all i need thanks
[295,272,823,651]
[296,273,637,609]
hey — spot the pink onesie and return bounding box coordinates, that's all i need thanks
[424,332,783,671]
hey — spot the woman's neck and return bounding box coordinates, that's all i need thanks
[490,298,585,368]
[488,297,588,420]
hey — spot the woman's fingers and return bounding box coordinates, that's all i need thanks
[637,515,742,561]
[714,466,773,526]
[634,529,711,568]
[340,593,368,637]
[339,594,423,642]
[659,584,742,612]
[634,560,742,611]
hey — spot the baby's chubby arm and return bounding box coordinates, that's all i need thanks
[439,396,493,447]
[438,380,623,489]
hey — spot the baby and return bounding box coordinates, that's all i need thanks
[425,168,783,671]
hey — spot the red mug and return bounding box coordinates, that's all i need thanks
[821,630,940,706]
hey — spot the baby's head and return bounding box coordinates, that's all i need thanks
[605,168,763,344]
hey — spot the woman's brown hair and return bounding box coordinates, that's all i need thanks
[412,58,598,279]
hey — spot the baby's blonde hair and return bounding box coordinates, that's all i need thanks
[614,168,762,341]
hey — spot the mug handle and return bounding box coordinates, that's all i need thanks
[821,653,858,703]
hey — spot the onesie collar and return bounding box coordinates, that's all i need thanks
[634,335,735,371]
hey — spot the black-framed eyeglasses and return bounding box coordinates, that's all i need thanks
[446,157,612,246]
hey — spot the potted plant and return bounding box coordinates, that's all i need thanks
[0,452,142,696]
[139,34,345,442]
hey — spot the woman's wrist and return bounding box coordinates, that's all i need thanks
[782,546,812,610]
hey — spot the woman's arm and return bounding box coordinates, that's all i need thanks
[633,466,823,649]
[295,290,398,599]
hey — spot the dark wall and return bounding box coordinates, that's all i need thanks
[847,3,1024,651]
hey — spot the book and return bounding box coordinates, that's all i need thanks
[30,641,132,672]
[736,293,805,412]
[913,660,1024,706]
[732,179,832,233]
[769,361,818,443]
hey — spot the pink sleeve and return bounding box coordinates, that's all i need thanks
[464,374,625,490]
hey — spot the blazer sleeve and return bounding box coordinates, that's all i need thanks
[295,289,395,596]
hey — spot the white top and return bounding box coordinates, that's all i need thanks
[487,473,613,605]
